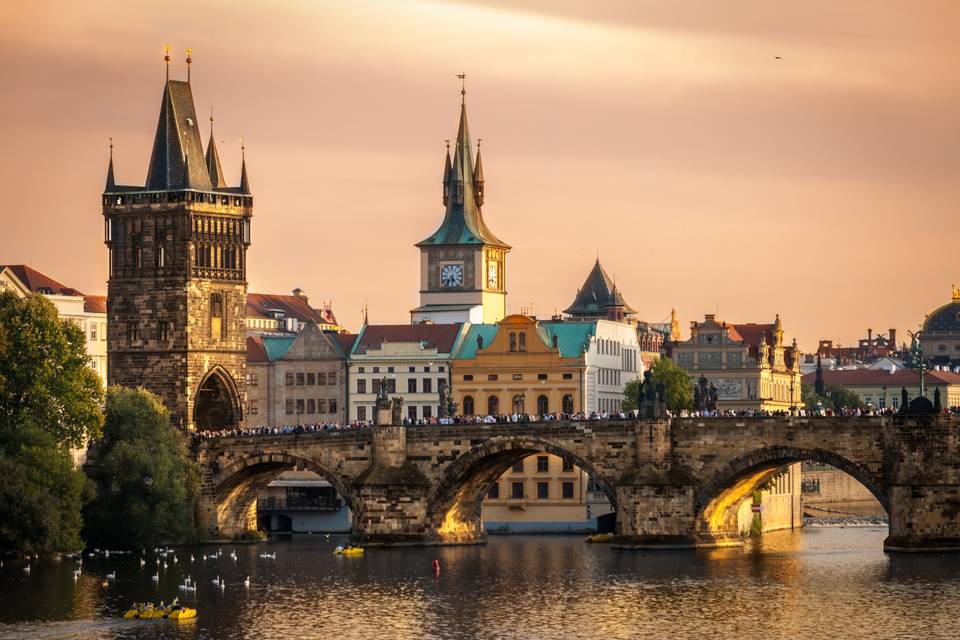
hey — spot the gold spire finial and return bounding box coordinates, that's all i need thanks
[186,47,192,82]
[953,282,960,301]
[456,73,466,104]
[163,44,171,80]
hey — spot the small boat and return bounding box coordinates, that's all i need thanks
[123,605,197,621]
[333,545,364,556]
[585,533,613,544]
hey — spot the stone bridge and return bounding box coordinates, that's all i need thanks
[196,415,960,552]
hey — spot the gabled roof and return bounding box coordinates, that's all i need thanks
[83,295,107,314]
[354,323,463,355]
[246,293,338,327]
[333,333,358,357]
[144,80,212,191]
[564,259,636,317]
[417,99,508,249]
[0,265,83,296]
[801,368,960,387]
[246,334,297,363]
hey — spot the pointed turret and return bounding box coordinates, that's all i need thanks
[564,259,636,319]
[205,112,226,189]
[105,143,116,191]
[239,143,251,194]
[473,145,485,206]
[417,88,508,248]
[145,80,212,190]
[442,143,452,206]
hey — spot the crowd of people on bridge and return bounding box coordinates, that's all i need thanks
[193,405,960,439]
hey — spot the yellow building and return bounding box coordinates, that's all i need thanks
[671,313,803,412]
[482,453,614,533]
[452,314,591,416]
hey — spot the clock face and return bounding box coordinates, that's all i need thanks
[440,263,464,288]
[487,262,499,288]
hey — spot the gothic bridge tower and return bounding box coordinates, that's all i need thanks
[103,55,251,430]
[411,81,510,324]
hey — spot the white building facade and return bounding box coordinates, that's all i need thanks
[582,319,643,414]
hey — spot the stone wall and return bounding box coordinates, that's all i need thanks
[194,415,960,552]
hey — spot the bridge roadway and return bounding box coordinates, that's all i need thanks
[196,415,960,552]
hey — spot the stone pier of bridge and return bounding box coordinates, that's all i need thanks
[195,415,960,553]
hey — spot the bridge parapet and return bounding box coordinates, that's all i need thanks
[192,416,960,552]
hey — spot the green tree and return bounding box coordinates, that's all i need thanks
[622,358,694,413]
[802,383,865,412]
[0,291,102,554]
[84,386,200,549]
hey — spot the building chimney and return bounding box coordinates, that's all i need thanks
[867,328,873,344]
[889,328,897,349]
[292,288,307,302]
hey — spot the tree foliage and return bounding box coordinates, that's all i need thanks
[622,358,694,413]
[0,292,101,554]
[84,387,200,549]
[0,291,103,449]
[802,383,865,412]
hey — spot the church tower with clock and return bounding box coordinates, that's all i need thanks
[411,85,510,325]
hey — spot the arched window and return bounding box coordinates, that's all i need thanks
[509,332,517,352]
[537,394,549,415]
[562,394,574,414]
[463,395,475,416]
[210,292,224,340]
[518,332,527,351]
[512,394,524,414]
[487,395,499,416]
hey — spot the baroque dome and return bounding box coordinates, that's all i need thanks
[922,290,960,333]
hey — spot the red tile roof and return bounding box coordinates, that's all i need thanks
[334,333,358,356]
[83,295,107,314]
[355,324,462,354]
[801,368,960,387]
[0,264,84,296]
[247,292,338,327]
[246,336,268,363]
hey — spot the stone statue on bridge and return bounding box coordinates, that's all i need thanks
[376,377,391,410]
[638,370,666,419]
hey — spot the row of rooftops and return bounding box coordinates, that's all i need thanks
[247,317,603,364]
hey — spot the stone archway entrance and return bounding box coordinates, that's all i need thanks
[194,367,241,431]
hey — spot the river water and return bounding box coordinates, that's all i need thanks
[0,528,958,640]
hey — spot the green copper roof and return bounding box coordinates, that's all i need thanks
[417,100,509,249]
[540,321,596,358]
[455,324,500,359]
[262,335,296,362]
[455,321,596,360]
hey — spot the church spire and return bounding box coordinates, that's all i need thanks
[205,108,226,188]
[442,140,452,206]
[105,138,116,191]
[416,77,508,249]
[239,140,251,194]
[144,77,211,190]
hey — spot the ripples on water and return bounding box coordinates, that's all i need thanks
[0,528,958,640]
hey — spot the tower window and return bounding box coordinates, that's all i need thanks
[158,321,170,342]
[210,292,224,340]
[519,332,527,351]
[509,332,517,352]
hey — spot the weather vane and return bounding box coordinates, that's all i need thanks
[186,48,192,82]
[163,44,171,80]
[457,73,466,103]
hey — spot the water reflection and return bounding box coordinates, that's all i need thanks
[0,529,958,640]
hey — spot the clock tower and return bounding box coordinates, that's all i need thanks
[411,85,510,325]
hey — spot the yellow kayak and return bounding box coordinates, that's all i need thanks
[333,546,364,556]
[585,533,613,544]
[123,606,197,621]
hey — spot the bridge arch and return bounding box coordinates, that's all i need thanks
[212,451,358,537]
[694,446,888,544]
[427,436,618,544]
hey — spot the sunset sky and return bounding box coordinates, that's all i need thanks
[2,0,959,349]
